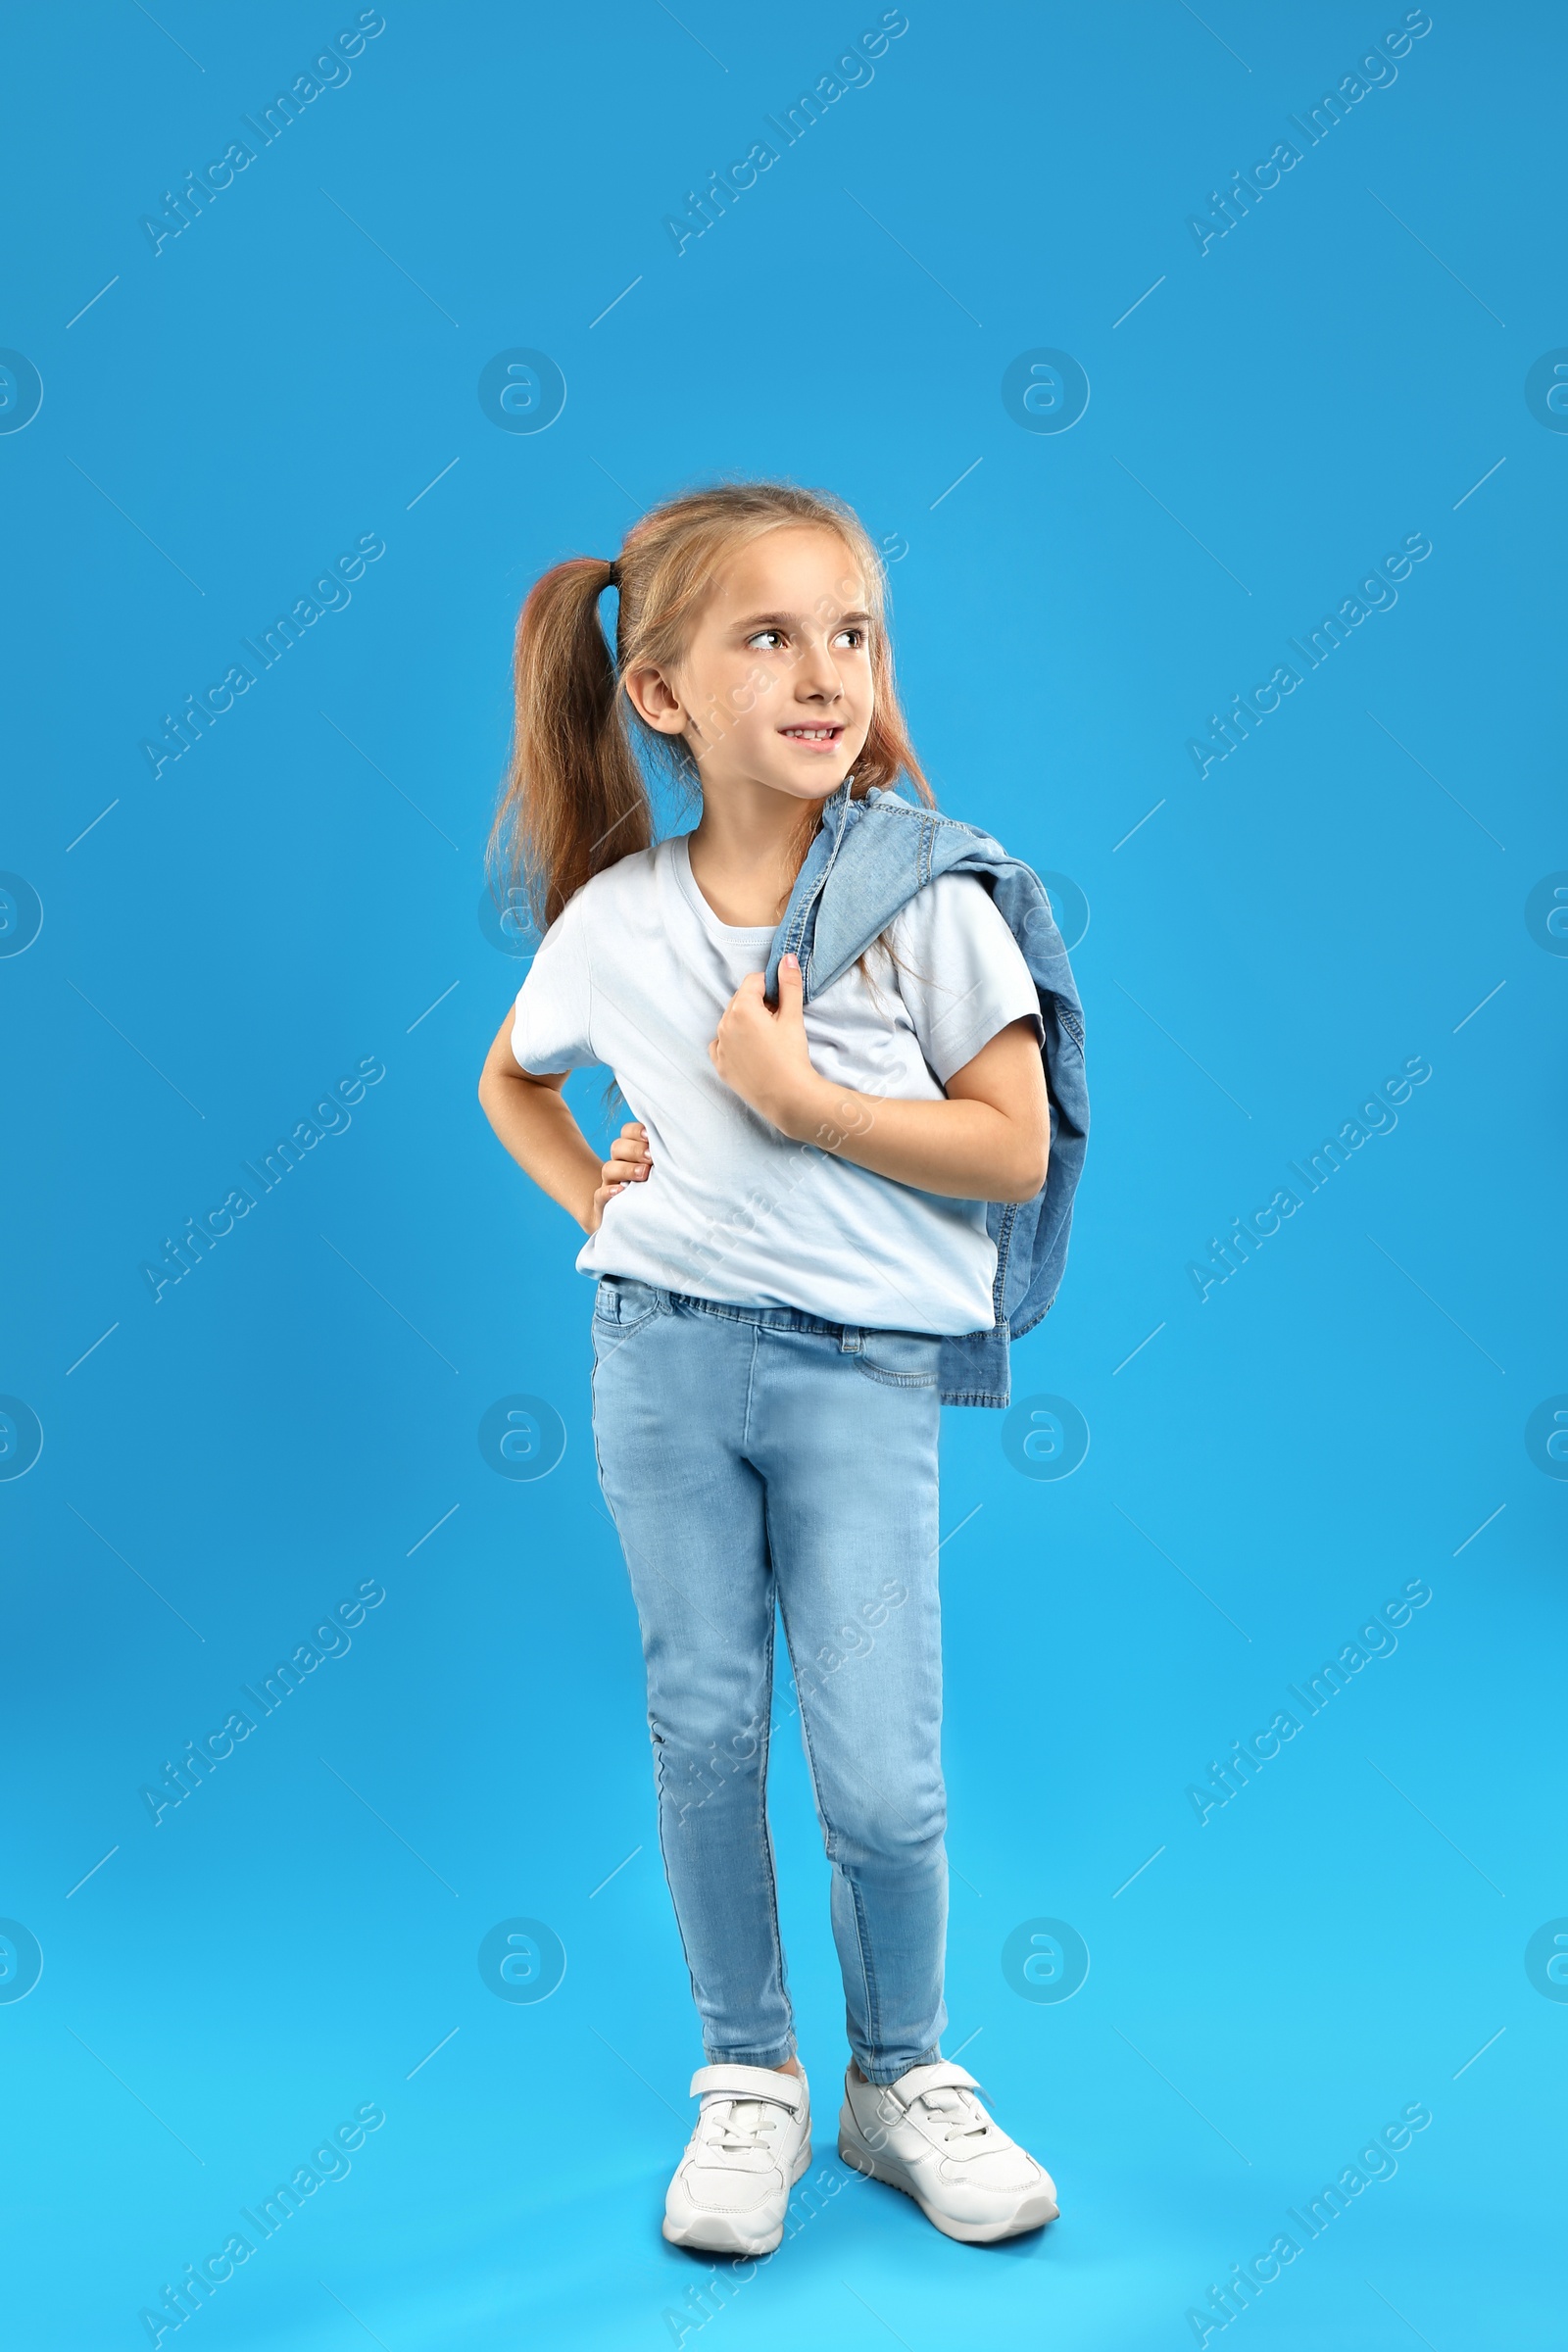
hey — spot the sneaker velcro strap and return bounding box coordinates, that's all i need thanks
[884,2062,980,2102]
[691,2064,808,2111]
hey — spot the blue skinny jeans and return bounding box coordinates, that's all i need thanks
[589,1276,949,2086]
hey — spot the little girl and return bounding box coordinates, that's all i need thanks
[479,482,1082,2253]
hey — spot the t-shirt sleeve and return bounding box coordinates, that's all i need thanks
[888,872,1042,1087]
[510,896,594,1074]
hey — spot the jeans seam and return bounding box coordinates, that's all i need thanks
[591,1309,660,1365]
[651,1735,709,2019]
[754,1602,792,2061]
[594,1341,710,2025]
[778,1587,882,2067]
[739,1320,762,1462]
[845,1873,882,2068]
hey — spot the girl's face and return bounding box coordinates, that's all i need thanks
[627,525,874,805]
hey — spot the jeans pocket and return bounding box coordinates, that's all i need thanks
[851,1327,942,1388]
[593,1275,664,1337]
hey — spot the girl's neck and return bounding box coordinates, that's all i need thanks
[686,780,825,928]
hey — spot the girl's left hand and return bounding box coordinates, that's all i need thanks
[710,956,825,1136]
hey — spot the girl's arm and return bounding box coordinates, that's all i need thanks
[478,1013,652,1233]
[711,957,1051,1205]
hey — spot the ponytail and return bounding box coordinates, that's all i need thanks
[490,556,649,931]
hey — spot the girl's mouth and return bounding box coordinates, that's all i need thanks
[779,724,845,750]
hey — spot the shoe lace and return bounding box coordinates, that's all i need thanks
[908,2085,995,2147]
[704,2097,779,2155]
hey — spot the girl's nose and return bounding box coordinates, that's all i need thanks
[795,637,844,699]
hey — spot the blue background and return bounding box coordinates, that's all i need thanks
[3,3,1564,2346]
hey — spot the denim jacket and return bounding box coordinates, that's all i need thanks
[763,781,1088,1408]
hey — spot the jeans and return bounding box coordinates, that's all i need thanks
[590,1275,949,2086]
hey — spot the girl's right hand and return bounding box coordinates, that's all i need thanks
[585,1121,653,1233]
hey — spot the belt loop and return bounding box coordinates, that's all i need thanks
[838,1325,862,1355]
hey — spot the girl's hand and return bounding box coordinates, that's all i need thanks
[585,1120,653,1233]
[710,956,828,1138]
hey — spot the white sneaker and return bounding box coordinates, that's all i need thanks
[839,2061,1057,2242]
[662,2064,813,2255]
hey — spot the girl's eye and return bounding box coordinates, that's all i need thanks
[746,629,785,651]
[833,627,864,649]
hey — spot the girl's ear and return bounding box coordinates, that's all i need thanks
[623,662,687,736]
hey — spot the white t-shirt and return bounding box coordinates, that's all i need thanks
[511,834,1040,1334]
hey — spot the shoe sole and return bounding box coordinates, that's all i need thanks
[837,2108,1058,2243]
[662,2133,815,2257]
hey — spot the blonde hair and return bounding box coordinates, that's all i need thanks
[489,480,933,929]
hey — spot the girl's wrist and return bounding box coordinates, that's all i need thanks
[780,1072,855,1149]
[573,1171,603,1231]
